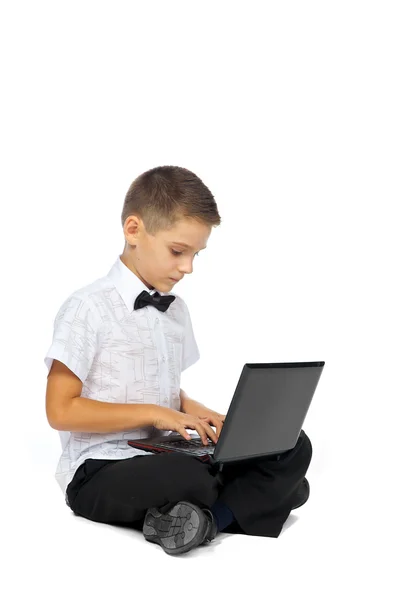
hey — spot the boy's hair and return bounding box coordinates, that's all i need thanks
[121,166,222,235]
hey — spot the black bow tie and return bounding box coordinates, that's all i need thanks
[134,290,176,313]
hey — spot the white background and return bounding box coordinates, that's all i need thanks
[1,1,399,598]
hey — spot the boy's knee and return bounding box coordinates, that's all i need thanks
[162,454,219,506]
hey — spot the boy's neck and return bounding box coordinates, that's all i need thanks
[119,253,154,291]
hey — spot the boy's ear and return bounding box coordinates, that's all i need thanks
[124,216,142,244]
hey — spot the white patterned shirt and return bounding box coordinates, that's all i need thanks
[44,256,200,497]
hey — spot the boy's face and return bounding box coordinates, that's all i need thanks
[121,215,211,292]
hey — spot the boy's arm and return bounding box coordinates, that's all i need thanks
[46,359,161,433]
[180,388,226,438]
[45,296,181,434]
[180,388,205,412]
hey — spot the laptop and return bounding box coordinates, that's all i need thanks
[128,361,325,471]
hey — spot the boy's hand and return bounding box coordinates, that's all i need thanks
[152,406,219,445]
[181,397,226,439]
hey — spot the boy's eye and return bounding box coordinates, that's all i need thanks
[171,249,200,257]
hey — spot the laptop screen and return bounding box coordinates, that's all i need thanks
[213,361,325,463]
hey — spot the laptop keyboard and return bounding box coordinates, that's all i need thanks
[156,439,216,454]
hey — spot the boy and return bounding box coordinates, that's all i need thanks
[45,165,312,556]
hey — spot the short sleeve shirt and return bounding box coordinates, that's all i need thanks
[44,256,200,496]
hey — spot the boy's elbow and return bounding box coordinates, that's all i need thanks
[46,392,77,430]
[46,359,83,430]
[46,402,69,430]
[47,412,67,431]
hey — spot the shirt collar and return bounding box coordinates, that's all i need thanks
[106,255,169,313]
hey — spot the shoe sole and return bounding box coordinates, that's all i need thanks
[143,501,209,556]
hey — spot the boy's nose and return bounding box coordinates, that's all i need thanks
[180,259,194,275]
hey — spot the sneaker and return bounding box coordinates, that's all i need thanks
[143,501,217,556]
[201,508,218,543]
[291,477,310,510]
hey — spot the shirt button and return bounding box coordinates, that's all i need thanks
[155,318,159,324]
[162,356,166,362]
[164,396,168,402]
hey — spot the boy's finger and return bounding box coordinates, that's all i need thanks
[201,416,223,440]
[194,424,208,445]
[178,427,192,441]
[204,422,218,444]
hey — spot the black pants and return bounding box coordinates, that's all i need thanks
[66,429,312,538]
